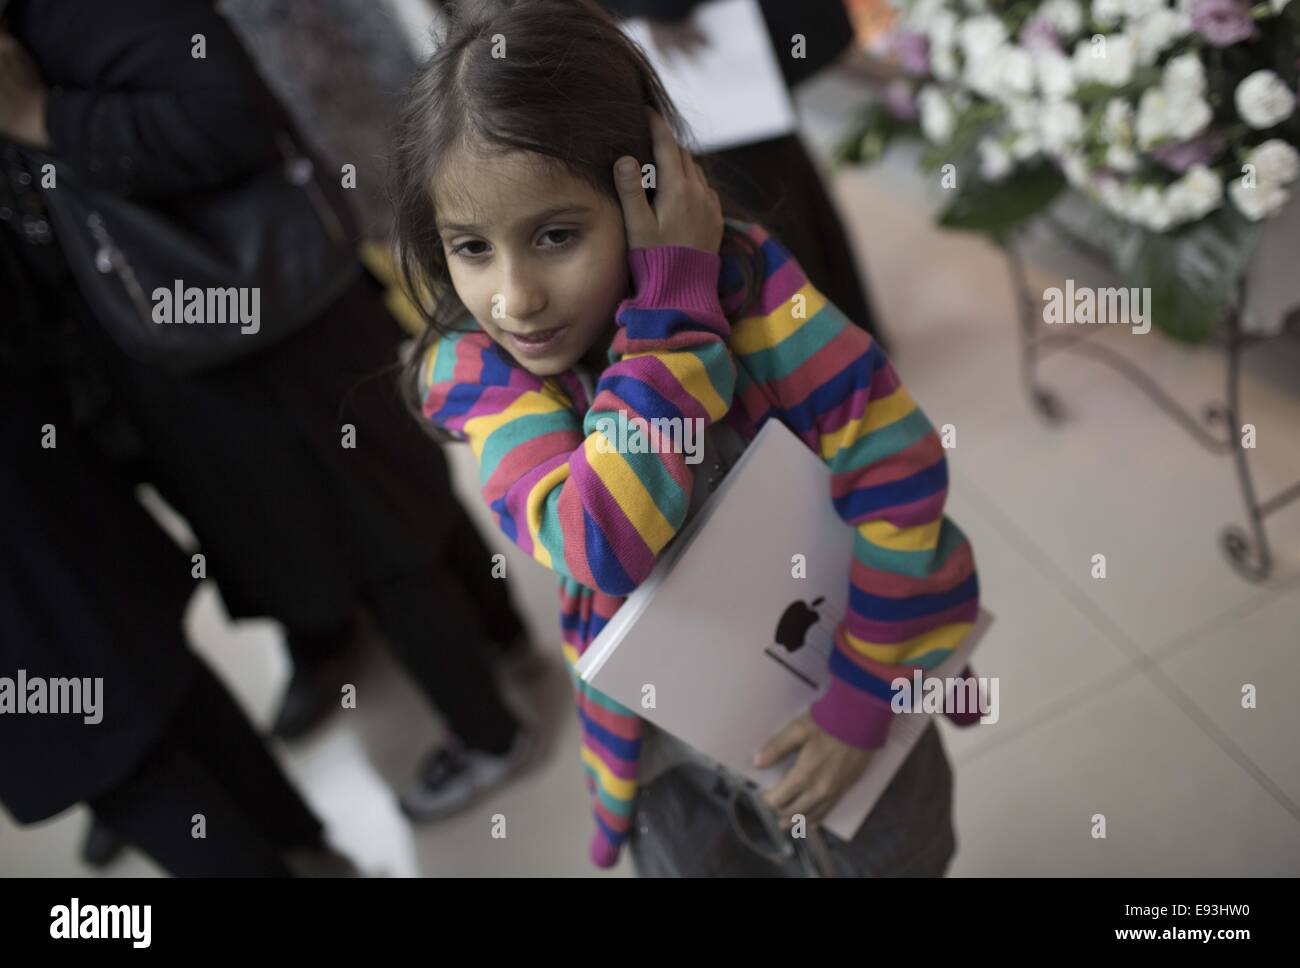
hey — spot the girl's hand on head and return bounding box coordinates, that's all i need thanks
[613,108,723,255]
[753,710,875,831]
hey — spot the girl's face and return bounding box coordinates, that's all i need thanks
[434,146,629,377]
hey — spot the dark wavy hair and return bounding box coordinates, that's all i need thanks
[390,0,768,418]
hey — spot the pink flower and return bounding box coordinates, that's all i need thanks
[883,80,918,120]
[890,30,931,77]
[1149,132,1227,172]
[1190,0,1257,47]
[1018,16,1062,55]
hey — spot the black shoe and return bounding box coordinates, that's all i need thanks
[81,817,125,869]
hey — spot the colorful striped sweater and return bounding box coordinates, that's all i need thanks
[420,221,980,869]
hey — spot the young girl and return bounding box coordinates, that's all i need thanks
[394,0,981,874]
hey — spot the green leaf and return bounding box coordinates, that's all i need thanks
[919,101,1003,172]
[1110,206,1263,343]
[937,163,1067,241]
[833,103,918,167]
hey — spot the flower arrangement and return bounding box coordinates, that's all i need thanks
[839,1,1300,340]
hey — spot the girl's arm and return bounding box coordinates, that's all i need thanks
[733,223,980,750]
[422,244,735,596]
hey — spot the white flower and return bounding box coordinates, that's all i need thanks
[1105,143,1140,172]
[926,9,958,49]
[1128,0,1169,18]
[1164,52,1206,98]
[958,15,1008,63]
[978,137,1015,181]
[1010,130,1043,159]
[1245,139,1300,186]
[1034,50,1077,99]
[1041,0,1084,36]
[932,44,959,82]
[1130,9,1190,66]
[1164,165,1224,223]
[1229,177,1291,220]
[966,43,1035,102]
[918,86,956,143]
[1072,34,1136,87]
[1096,177,1128,213]
[904,0,948,30]
[1060,152,1091,187]
[1005,97,1040,134]
[1235,70,1296,129]
[1168,93,1214,141]
[1135,86,1212,149]
[1132,184,1175,232]
[1092,0,1125,28]
[1040,100,1085,152]
[1103,98,1135,144]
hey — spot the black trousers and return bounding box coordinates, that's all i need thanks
[72,275,526,755]
[89,657,325,877]
[706,134,890,353]
[363,508,523,756]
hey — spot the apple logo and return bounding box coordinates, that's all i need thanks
[775,597,824,654]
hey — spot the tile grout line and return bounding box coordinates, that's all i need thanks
[951,468,1300,826]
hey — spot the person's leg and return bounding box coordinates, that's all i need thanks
[88,660,305,879]
[437,504,527,652]
[367,563,542,822]
[272,618,361,740]
[167,656,328,854]
[366,563,521,756]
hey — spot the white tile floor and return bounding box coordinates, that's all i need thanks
[5,73,1300,876]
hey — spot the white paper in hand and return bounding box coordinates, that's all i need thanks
[620,0,797,153]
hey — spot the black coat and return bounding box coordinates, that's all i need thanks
[0,349,200,824]
[3,0,461,636]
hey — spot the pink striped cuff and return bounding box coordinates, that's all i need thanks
[625,246,725,318]
[810,678,894,749]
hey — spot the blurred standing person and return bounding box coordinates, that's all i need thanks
[0,216,353,877]
[0,0,541,846]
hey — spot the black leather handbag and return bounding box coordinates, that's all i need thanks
[22,131,360,373]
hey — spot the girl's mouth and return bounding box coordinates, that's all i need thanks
[507,325,569,358]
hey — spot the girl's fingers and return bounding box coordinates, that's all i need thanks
[780,791,827,830]
[646,107,684,189]
[754,713,807,768]
[614,155,655,250]
[761,745,817,814]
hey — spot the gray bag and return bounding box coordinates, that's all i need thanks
[628,720,957,878]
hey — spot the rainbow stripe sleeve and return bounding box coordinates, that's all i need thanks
[421,245,737,596]
[728,223,981,749]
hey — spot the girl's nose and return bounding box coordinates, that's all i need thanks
[501,263,547,321]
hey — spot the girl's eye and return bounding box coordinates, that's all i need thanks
[539,228,578,249]
[450,240,489,259]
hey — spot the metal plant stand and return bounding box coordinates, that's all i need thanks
[1003,222,1300,582]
